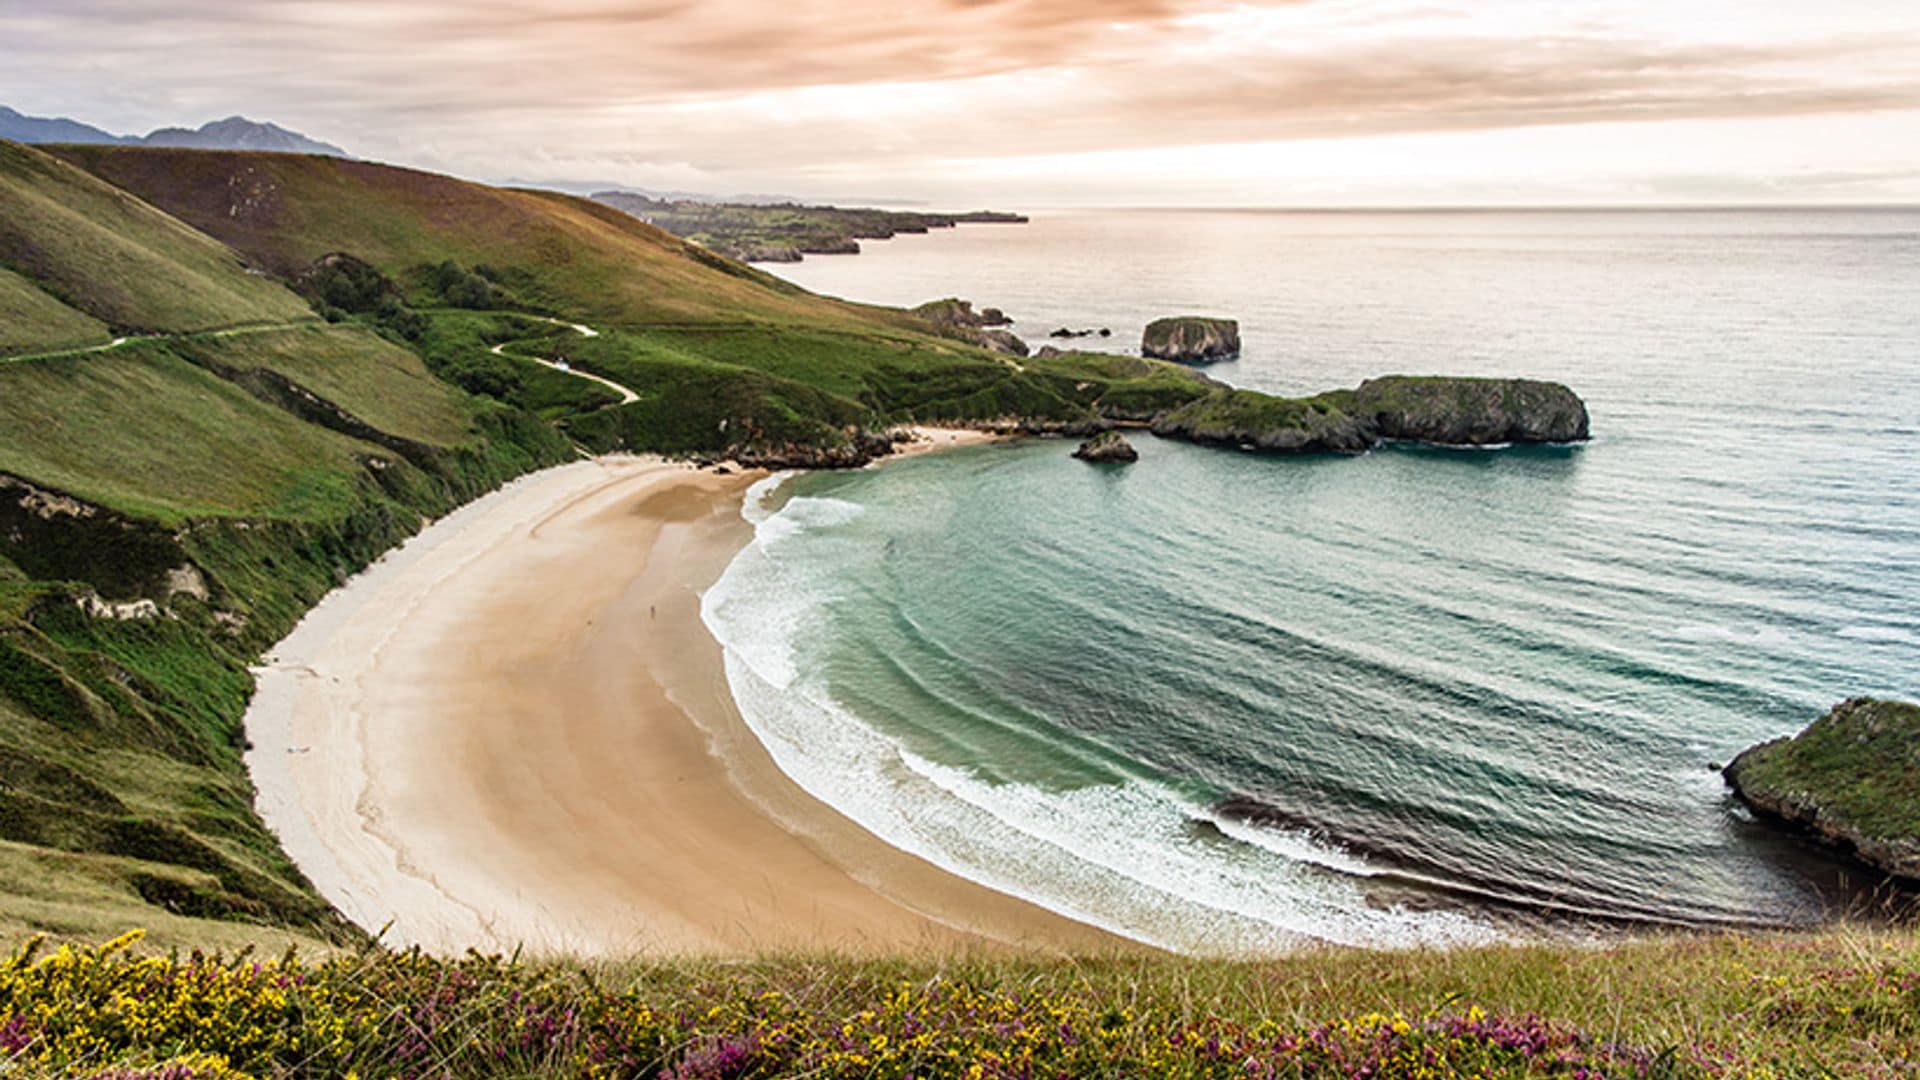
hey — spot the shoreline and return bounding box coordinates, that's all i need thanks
[244,448,1124,957]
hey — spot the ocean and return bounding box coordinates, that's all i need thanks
[700,208,1920,954]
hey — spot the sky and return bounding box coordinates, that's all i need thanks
[5,0,1920,206]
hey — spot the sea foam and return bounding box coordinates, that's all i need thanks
[701,475,1498,954]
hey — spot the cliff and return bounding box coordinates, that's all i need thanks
[1724,697,1920,881]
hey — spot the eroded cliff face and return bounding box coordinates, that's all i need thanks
[1142,317,1240,363]
[1725,697,1920,881]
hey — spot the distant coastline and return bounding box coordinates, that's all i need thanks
[590,190,1026,263]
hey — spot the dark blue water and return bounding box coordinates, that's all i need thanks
[701,209,1920,953]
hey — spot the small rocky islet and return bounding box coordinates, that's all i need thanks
[1142,316,1240,363]
[1072,429,1139,463]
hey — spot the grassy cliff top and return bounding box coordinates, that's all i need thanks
[1727,698,1920,875]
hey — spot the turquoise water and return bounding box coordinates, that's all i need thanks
[702,210,1920,953]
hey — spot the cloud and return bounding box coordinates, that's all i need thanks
[2,0,1919,201]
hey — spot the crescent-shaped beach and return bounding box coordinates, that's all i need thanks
[242,447,1121,956]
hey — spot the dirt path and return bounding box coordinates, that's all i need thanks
[488,318,639,404]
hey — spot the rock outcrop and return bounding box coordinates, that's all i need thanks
[1355,376,1590,445]
[1142,317,1239,363]
[1150,376,1589,454]
[979,329,1030,357]
[1072,430,1139,464]
[1724,698,1920,881]
[913,298,1006,329]
[911,298,1029,356]
[727,429,904,470]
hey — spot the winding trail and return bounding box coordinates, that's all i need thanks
[487,317,640,405]
[1,320,325,364]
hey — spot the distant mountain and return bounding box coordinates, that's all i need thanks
[0,106,346,156]
[139,116,345,156]
[0,105,123,145]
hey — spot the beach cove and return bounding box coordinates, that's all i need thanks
[242,446,1120,957]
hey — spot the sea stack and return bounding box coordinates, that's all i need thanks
[1143,316,1240,363]
[1073,429,1139,463]
[1724,697,1920,881]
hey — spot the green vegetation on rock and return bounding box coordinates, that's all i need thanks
[1154,376,1590,452]
[1143,316,1241,363]
[1726,698,1920,881]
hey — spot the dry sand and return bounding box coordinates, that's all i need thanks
[246,447,1121,957]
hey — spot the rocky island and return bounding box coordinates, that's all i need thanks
[1146,376,1590,453]
[1143,316,1240,363]
[1072,429,1139,463]
[1724,697,1920,881]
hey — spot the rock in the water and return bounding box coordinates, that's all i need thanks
[1072,429,1139,463]
[1354,376,1590,445]
[1724,697,1920,881]
[1149,375,1590,455]
[1142,316,1240,363]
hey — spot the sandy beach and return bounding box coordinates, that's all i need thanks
[245,443,1120,957]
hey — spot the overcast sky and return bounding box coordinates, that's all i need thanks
[5,0,1920,206]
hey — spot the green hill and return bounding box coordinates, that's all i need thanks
[0,265,108,356]
[0,141,308,339]
[0,141,575,947]
[48,144,1220,457]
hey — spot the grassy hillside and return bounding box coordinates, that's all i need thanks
[49,145,1219,458]
[0,142,308,337]
[0,265,108,356]
[0,141,575,947]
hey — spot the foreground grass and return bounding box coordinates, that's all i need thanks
[1,926,1916,1077]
